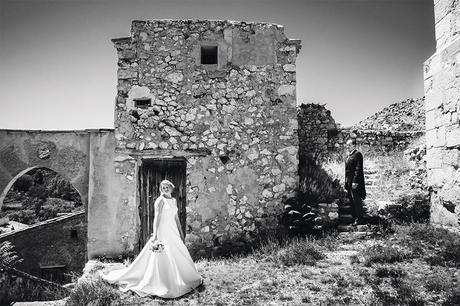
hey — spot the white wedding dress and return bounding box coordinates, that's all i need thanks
[101,196,202,298]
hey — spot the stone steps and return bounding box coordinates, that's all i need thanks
[339,214,354,224]
[338,166,381,232]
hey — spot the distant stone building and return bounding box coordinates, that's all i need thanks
[424,0,460,227]
[88,19,301,257]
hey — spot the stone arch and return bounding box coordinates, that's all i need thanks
[0,165,84,213]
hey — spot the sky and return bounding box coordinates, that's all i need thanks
[0,0,435,130]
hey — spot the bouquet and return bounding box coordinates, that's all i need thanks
[150,240,165,253]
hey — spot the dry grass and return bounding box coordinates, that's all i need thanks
[62,223,460,306]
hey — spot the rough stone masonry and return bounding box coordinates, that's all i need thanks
[424,0,460,227]
[98,20,301,257]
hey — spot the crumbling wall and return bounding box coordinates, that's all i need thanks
[98,20,301,257]
[0,212,86,280]
[298,103,425,163]
[424,0,460,226]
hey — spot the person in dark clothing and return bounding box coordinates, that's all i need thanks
[345,139,366,225]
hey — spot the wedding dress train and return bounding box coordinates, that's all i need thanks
[101,196,202,298]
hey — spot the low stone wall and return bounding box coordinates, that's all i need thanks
[0,212,86,281]
[0,265,68,304]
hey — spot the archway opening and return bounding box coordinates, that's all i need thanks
[0,167,83,227]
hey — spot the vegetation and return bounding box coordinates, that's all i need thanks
[1,168,83,225]
[0,241,22,267]
[61,222,459,305]
[66,277,121,306]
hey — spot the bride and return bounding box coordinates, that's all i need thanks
[101,179,203,298]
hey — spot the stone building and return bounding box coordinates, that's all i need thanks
[424,0,460,226]
[88,20,301,257]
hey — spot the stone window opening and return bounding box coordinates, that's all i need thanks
[201,45,218,65]
[134,98,152,109]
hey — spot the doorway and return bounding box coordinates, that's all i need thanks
[138,158,186,249]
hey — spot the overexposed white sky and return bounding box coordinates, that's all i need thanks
[0,0,435,130]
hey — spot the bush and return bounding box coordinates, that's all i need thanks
[424,270,452,293]
[387,191,430,224]
[403,223,460,267]
[8,209,36,225]
[375,265,406,278]
[65,277,121,306]
[363,243,408,266]
[273,237,325,266]
[298,156,345,204]
[12,175,34,193]
[444,287,460,306]
[0,241,23,267]
[27,184,48,200]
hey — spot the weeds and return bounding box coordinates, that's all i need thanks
[271,237,325,266]
[399,223,460,267]
[363,243,408,266]
[65,277,121,306]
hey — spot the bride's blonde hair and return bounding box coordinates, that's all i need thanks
[159,179,175,196]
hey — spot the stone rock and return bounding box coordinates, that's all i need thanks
[165,72,184,84]
[164,126,182,136]
[277,85,295,96]
[273,183,286,193]
[226,184,233,195]
[247,148,259,161]
[283,64,296,72]
[262,189,273,198]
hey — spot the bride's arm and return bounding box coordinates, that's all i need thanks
[152,197,164,241]
[174,199,185,241]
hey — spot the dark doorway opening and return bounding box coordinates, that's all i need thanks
[138,158,187,250]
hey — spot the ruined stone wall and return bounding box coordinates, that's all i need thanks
[424,0,460,226]
[298,103,425,163]
[0,212,86,280]
[103,20,301,257]
[353,98,425,131]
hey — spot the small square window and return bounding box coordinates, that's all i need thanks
[201,46,218,65]
[134,98,151,108]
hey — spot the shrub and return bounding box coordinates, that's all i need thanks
[0,241,23,267]
[403,223,460,267]
[47,175,81,202]
[375,265,406,278]
[444,286,460,306]
[298,156,345,204]
[273,237,325,266]
[8,209,36,225]
[424,270,452,293]
[27,184,48,200]
[363,243,408,266]
[387,191,430,224]
[12,174,33,193]
[65,277,121,306]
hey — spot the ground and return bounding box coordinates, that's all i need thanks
[52,223,460,306]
